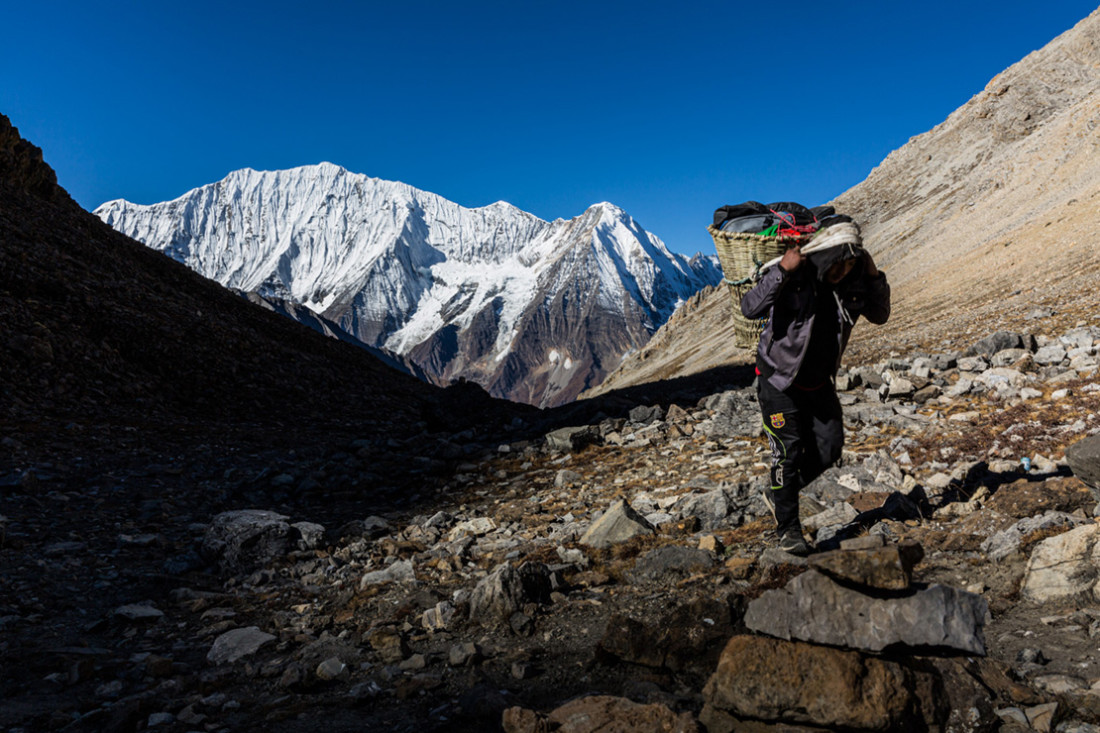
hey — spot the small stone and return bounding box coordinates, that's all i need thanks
[555,469,582,487]
[360,558,416,588]
[422,601,458,632]
[114,604,164,622]
[724,556,755,579]
[316,657,348,681]
[366,628,409,664]
[449,642,481,667]
[1016,648,1048,665]
[579,499,654,549]
[698,535,724,554]
[511,661,535,680]
[447,517,497,541]
[1025,702,1059,733]
[147,712,175,727]
[399,654,427,671]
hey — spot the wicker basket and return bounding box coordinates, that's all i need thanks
[708,225,810,349]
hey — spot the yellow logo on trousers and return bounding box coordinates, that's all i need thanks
[770,413,785,429]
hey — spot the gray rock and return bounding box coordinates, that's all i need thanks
[207,626,277,664]
[113,603,165,622]
[449,642,482,666]
[802,468,857,503]
[628,546,715,583]
[579,499,654,548]
[946,377,974,397]
[992,348,1030,367]
[202,510,291,572]
[359,559,416,588]
[545,425,600,452]
[629,404,665,425]
[744,569,988,654]
[316,657,348,681]
[862,450,905,488]
[424,511,452,528]
[468,562,551,627]
[957,356,989,372]
[697,390,760,438]
[881,377,915,400]
[291,521,326,550]
[981,511,1088,561]
[554,469,582,487]
[676,488,737,530]
[1066,434,1100,499]
[422,600,458,631]
[1034,344,1067,365]
[1022,523,1100,603]
[968,331,1024,358]
[803,502,859,536]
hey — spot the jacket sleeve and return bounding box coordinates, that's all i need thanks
[740,265,788,320]
[861,271,891,324]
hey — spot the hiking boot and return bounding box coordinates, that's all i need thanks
[778,528,810,557]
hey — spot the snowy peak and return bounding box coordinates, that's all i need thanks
[95,165,721,406]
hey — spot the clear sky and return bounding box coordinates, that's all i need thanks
[4,1,1096,256]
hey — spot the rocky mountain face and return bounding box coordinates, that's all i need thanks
[94,167,721,407]
[589,7,1100,395]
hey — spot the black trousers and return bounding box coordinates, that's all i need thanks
[757,375,844,534]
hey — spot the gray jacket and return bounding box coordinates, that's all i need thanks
[740,256,890,391]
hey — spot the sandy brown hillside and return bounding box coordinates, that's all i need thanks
[589,8,1100,395]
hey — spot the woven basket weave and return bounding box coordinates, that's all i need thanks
[708,225,811,349]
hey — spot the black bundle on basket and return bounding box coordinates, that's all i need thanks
[709,201,825,349]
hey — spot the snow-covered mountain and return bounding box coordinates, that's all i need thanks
[95,164,721,406]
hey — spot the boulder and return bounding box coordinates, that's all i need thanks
[545,425,600,452]
[291,521,326,550]
[628,404,665,425]
[201,510,291,573]
[968,331,1024,358]
[1066,435,1100,500]
[628,546,714,584]
[676,488,736,530]
[981,511,1087,561]
[206,627,277,665]
[1034,344,1067,365]
[503,695,698,733]
[803,502,859,537]
[1021,523,1100,603]
[469,562,552,627]
[744,569,988,654]
[697,390,760,438]
[702,635,946,730]
[808,540,924,591]
[579,499,653,549]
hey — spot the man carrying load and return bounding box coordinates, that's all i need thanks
[740,221,891,555]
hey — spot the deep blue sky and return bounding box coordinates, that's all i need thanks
[4,1,1096,256]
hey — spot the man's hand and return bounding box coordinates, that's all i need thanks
[779,245,804,273]
[862,250,880,277]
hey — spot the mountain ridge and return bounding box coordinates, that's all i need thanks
[95,164,721,406]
